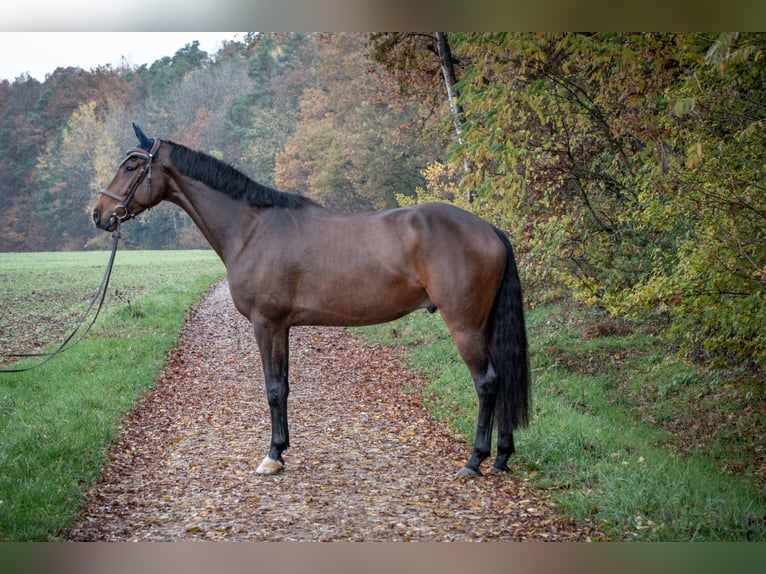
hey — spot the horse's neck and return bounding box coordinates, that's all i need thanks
[166,178,253,263]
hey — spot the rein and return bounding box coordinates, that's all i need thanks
[0,223,123,374]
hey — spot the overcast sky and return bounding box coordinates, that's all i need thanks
[0,33,243,82]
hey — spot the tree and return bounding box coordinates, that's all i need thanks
[34,101,123,250]
[440,32,765,371]
[223,32,313,186]
[0,74,47,250]
[0,66,139,250]
[138,41,210,99]
[434,32,471,200]
[370,33,471,198]
[275,33,432,211]
[633,33,766,368]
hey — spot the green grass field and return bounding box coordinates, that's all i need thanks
[0,250,225,540]
[355,304,766,541]
[2,249,764,541]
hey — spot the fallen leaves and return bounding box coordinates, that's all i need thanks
[65,281,598,542]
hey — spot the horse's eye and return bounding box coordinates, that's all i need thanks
[125,164,136,172]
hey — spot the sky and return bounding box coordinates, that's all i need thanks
[0,33,244,82]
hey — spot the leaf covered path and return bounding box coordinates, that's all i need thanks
[66,281,596,541]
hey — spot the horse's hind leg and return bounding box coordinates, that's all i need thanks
[448,329,498,477]
[492,427,514,473]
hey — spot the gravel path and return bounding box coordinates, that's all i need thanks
[66,281,595,541]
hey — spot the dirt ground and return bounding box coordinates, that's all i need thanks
[65,281,598,541]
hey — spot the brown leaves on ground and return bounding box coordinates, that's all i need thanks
[65,281,597,541]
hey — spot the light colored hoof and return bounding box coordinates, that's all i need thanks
[256,456,284,475]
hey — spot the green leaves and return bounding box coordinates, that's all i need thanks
[673,98,696,117]
[444,32,766,374]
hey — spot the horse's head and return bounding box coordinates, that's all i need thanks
[92,123,165,232]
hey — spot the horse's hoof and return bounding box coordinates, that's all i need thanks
[455,465,482,478]
[490,462,510,474]
[256,456,284,475]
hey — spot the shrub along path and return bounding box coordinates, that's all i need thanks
[66,281,598,541]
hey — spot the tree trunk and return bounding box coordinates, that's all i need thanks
[434,32,471,202]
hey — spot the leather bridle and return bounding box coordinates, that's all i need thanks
[99,137,161,223]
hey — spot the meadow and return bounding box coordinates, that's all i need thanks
[0,250,225,540]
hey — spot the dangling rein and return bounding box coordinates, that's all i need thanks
[0,224,122,374]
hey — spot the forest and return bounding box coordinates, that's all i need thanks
[0,32,763,375]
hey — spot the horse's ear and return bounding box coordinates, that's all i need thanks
[133,123,153,151]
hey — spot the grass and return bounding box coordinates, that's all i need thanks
[0,250,225,540]
[2,249,763,541]
[354,302,766,541]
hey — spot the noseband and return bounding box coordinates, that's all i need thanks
[100,138,161,222]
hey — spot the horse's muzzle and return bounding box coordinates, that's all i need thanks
[92,209,117,232]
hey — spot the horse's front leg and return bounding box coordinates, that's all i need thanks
[253,323,290,475]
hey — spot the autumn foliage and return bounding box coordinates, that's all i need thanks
[0,34,436,252]
[452,33,765,372]
[374,33,765,373]
[0,32,763,371]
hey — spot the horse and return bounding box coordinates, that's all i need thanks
[92,124,530,478]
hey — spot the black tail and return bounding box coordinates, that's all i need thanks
[489,227,530,431]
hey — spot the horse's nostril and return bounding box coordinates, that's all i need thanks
[92,210,100,226]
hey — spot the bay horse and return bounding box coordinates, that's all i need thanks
[92,124,530,477]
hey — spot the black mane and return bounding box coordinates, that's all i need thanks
[167,141,309,209]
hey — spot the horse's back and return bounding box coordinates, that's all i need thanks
[326,201,507,304]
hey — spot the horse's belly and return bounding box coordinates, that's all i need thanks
[293,283,431,327]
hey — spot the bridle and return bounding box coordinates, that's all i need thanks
[99,137,161,223]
